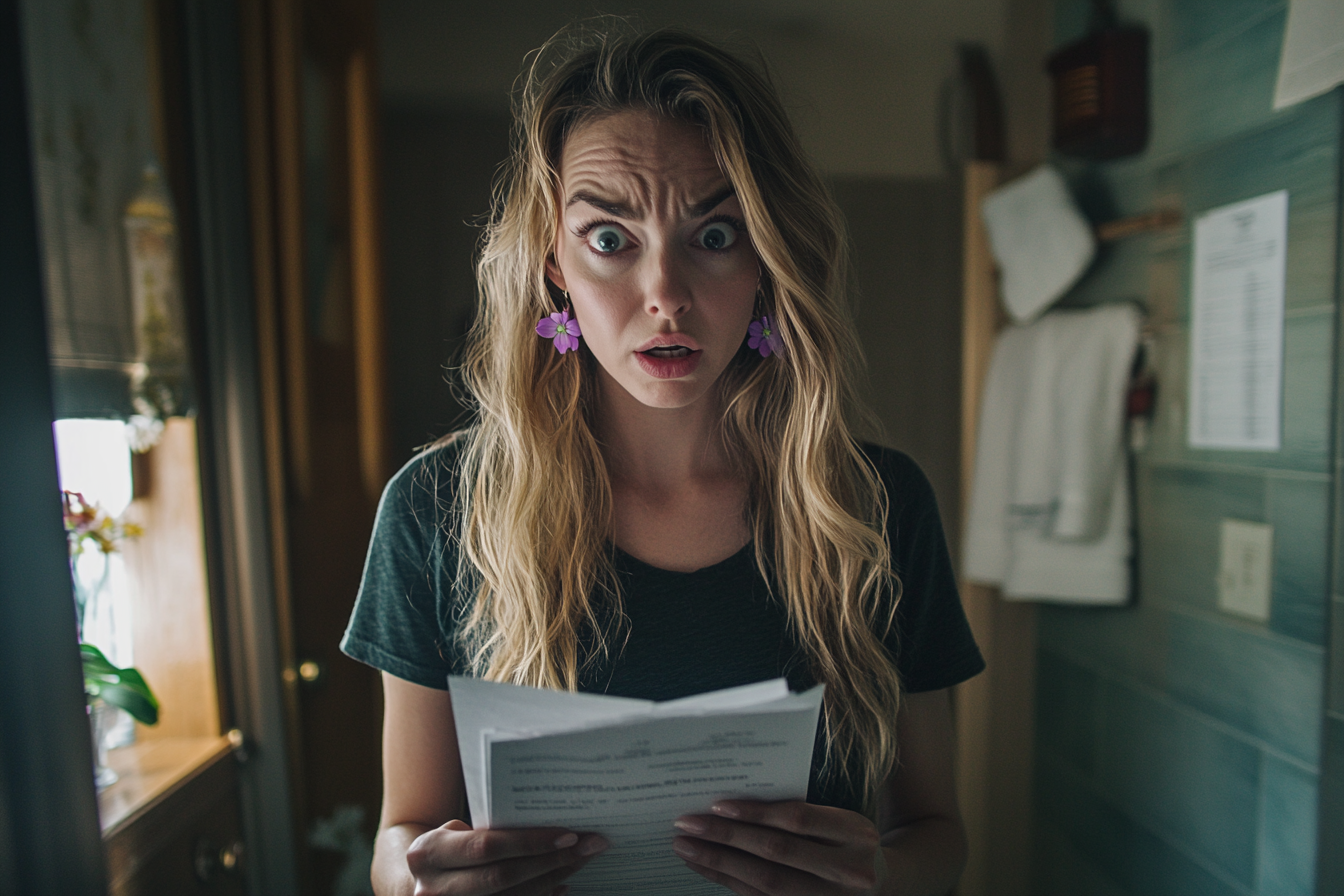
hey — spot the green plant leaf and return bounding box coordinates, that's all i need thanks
[114,666,155,699]
[79,643,119,676]
[79,642,160,726]
[97,682,159,726]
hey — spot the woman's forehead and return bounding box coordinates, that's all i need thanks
[558,110,731,212]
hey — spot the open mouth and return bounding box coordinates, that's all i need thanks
[641,345,693,358]
[636,344,701,378]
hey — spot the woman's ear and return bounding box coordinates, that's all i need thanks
[545,255,567,294]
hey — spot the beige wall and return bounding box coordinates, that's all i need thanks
[833,176,963,547]
[378,0,1025,178]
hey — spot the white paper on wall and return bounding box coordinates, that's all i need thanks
[1274,0,1344,109]
[1187,191,1288,452]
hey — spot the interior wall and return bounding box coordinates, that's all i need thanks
[1318,74,1344,896]
[1031,3,1340,895]
[381,104,509,462]
[377,0,1008,179]
[835,177,964,554]
[1001,0,1054,168]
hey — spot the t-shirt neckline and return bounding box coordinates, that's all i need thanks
[613,540,754,576]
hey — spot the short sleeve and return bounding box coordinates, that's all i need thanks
[866,445,986,693]
[340,443,466,689]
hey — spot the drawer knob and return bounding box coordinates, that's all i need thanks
[194,838,244,882]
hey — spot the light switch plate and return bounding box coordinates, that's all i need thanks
[1217,519,1273,622]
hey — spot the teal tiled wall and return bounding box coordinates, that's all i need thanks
[1032,3,1339,894]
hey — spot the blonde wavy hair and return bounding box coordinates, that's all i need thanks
[453,22,903,804]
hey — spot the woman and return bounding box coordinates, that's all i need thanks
[343,23,984,896]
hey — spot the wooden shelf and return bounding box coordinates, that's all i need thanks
[99,735,232,836]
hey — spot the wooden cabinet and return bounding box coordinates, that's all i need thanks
[102,739,244,896]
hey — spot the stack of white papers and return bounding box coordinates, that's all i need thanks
[448,676,824,895]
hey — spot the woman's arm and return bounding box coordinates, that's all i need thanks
[874,689,968,896]
[672,689,967,896]
[374,672,457,896]
[373,673,608,896]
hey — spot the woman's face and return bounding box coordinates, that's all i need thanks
[546,110,760,412]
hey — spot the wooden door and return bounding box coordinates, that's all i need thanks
[240,0,389,891]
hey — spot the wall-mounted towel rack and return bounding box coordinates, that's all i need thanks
[1095,207,1182,241]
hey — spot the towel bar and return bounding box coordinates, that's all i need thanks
[1095,208,1182,241]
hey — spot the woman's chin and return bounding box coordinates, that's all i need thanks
[602,371,714,412]
[634,380,715,410]
[593,355,731,414]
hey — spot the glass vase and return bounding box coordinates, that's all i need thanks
[88,699,118,789]
[75,550,137,750]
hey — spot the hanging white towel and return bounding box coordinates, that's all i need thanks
[1004,463,1130,604]
[980,165,1097,325]
[962,326,1031,585]
[962,303,1141,604]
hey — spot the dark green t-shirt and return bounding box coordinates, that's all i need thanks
[340,437,984,812]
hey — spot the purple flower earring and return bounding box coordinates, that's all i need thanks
[747,314,783,358]
[537,293,582,354]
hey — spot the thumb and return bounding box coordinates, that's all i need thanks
[443,819,472,832]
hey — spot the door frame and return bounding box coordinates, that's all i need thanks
[174,3,301,893]
[0,0,107,888]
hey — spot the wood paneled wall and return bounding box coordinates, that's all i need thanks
[954,161,1038,896]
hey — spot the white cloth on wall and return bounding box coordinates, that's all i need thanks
[1275,0,1344,109]
[980,165,1096,325]
[962,325,1030,583]
[1005,465,1131,604]
[963,303,1141,604]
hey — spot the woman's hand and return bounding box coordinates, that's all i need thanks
[403,819,609,896]
[375,678,610,896]
[672,800,885,896]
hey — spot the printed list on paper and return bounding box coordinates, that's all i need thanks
[448,676,824,896]
[1187,190,1288,451]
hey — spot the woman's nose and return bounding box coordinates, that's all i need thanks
[642,246,692,319]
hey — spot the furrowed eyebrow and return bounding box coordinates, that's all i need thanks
[566,191,633,218]
[564,186,737,219]
[689,187,736,217]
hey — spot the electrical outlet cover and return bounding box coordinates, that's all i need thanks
[1217,519,1273,622]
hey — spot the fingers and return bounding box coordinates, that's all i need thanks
[673,808,878,891]
[423,848,588,895]
[493,857,590,896]
[407,824,608,896]
[672,801,881,894]
[672,816,831,883]
[409,825,589,871]
[711,800,876,845]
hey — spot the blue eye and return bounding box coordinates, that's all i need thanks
[696,221,738,250]
[588,225,628,254]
